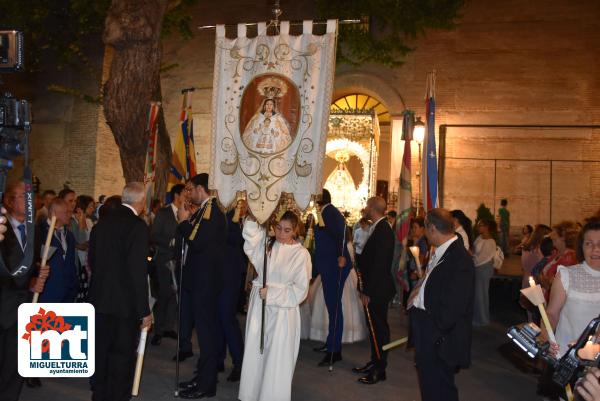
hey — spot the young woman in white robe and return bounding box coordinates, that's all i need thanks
[239,211,312,401]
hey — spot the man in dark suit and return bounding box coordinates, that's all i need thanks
[150,183,186,346]
[216,199,247,382]
[0,182,48,399]
[88,182,153,401]
[35,198,78,303]
[176,173,227,399]
[313,188,351,366]
[354,196,395,384]
[408,208,475,401]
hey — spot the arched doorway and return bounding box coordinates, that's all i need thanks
[322,93,388,221]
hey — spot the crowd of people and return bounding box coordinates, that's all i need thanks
[0,176,599,401]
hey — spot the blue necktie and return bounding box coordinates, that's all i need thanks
[17,224,26,249]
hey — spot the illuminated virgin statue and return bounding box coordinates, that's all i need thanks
[324,150,357,211]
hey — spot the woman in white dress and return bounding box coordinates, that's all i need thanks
[239,211,312,401]
[547,218,600,358]
[242,98,292,154]
[305,237,367,344]
[472,219,498,326]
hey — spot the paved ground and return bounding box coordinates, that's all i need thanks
[21,260,541,401]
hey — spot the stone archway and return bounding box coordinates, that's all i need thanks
[333,71,406,116]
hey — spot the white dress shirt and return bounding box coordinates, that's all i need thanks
[8,214,26,250]
[170,203,179,222]
[413,235,458,310]
[369,216,388,235]
[123,203,139,216]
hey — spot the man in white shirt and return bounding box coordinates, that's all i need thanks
[408,208,475,401]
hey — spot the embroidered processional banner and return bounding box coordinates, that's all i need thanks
[210,20,338,224]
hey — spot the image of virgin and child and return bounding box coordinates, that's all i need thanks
[242,97,292,154]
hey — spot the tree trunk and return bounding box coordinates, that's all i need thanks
[103,0,172,191]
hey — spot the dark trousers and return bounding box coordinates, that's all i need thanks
[216,272,244,367]
[192,290,219,392]
[0,323,23,401]
[178,287,194,353]
[367,299,390,372]
[410,308,459,401]
[153,261,177,334]
[321,267,350,353]
[92,313,139,401]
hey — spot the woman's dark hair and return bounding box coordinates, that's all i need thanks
[576,217,600,262]
[523,224,533,235]
[98,195,122,219]
[75,195,94,214]
[523,224,552,251]
[58,188,75,199]
[268,210,303,251]
[553,220,580,250]
[539,236,554,257]
[412,216,425,228]
[478,218,498,235]
[261,98,277,114]
[451,209,474,246]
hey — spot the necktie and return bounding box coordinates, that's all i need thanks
[17,224,26,249]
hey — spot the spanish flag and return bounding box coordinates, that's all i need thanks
[167,88,197,196]
[143,102,161,211]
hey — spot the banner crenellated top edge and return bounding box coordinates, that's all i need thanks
[215,20,337,39]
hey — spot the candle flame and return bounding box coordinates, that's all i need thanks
[529,276,536,287]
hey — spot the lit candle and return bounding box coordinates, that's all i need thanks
[409,246,422,278]
[525,276,557,343]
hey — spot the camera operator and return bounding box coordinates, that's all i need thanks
[0,182,49,401]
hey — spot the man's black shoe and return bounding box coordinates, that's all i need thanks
[178,378,198,390]
[358,371,386,385]
[163,330,178,340]
[150,334,162,346]
[178,384,216,399]
[352,361,374,374]
[227,365,241,382]
[172,350,194,362]
[317,352,342,367]
[313,344,327,353]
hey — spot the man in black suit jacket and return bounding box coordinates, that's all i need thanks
[88,182,152,401]
[354,196,395,384]
[150,183,186,346]
[176,173,227,399]
[408,208,475,401]
[0,182,48,400]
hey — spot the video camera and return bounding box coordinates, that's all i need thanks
[0,28,35,278]
[507,316,600,388]
[0,29,29,161]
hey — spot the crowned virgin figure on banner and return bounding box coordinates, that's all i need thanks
[210,20,338,223]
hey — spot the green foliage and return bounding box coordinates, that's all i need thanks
[317,0,464,67]
[0,0,111,72]
[0,0,198,73]
[162,0,199,40]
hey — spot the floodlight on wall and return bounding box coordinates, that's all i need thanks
[413,116,425,143]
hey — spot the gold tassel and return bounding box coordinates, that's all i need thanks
[276,206,286,222]
[232,201,241,223]
[303,227,313,248]
[203,198,212,220]
[317,209,325,227]
[189,198,212,241]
